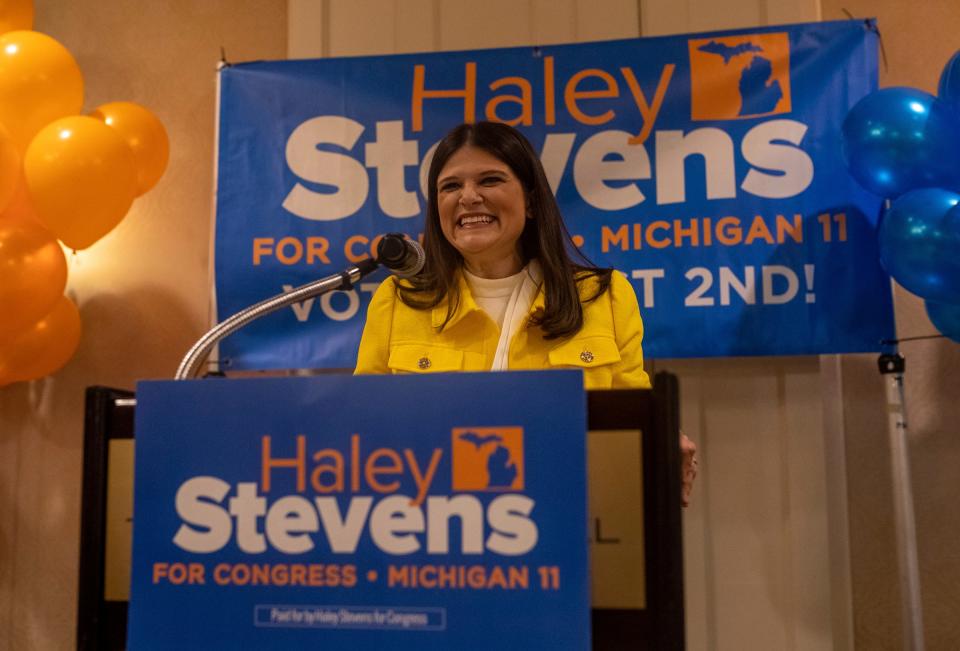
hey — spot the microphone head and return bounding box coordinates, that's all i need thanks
[376,233,425,278]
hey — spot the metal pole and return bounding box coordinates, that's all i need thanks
[176,260,377,380]
[879,353,925,650]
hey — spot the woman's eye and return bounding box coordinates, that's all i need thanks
[481,176,504,185]
[439,182,460,192]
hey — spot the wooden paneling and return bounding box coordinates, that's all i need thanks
[572,0,640,42]
[329,0,399,56]
[289,0,324,58]
[531,0,579,44]
[665,356,832,651]
[643,0,819,37]
[436,0,534,51]
[394,0,437,54]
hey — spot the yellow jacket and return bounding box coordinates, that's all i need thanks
[354,269,651,390]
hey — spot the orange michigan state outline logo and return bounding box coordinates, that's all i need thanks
[451,427,525,492]
[688,32,791,120]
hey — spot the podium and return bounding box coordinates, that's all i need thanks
[78,371,684,650]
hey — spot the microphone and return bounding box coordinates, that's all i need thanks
[177,233,424,380]
[376,233,425,277]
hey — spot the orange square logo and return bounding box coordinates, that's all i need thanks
[688,32,791,121]
[451,427,524,492]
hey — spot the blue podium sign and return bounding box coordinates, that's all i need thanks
[128,372,589,650]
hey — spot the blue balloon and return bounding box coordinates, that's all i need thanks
[842,87,960,198]
[925,299,960,343]
[938,50,960,110]
[880,189,960,303]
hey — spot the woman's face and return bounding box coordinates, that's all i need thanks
[436,145,528,279]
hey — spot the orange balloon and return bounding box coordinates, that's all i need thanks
[91,101,170,196]
[24,115,137,250]
[0,295,81,385]
[0,30,83,153]
[0,122,20,213]
[0,181,67,339]
[0,0,33,33]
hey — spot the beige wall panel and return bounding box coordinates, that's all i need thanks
[764,0,821,26]
[688,1,761,34]
[641,0,691,38]
[572,0,639,41]
[289,0,325,58]
[0,2,287,649]
[665,356,832,651]
[674,368,710,651]
[705,365,789,650]
[437,0,533,51]
[308,0,437,57]
[394,0,437,54]
[819,354,855,651]
[643,0,817,38]
[531,0,579,45]
[329,0,398,55]
[783,367,833,651]
[837,354,903,650]
[643,0,758,36]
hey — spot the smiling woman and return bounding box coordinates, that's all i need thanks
[436,145,529,279]
[354,120,649,389]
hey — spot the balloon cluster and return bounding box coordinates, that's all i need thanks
[842,52,960,343]
[0,1,169,386]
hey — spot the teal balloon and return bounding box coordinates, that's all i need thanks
[938,50,960,110]
[925,300,960,343]
[842,87,960,198]
[879,189,960,303]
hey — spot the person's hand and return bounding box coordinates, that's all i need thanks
[680,432,698,508]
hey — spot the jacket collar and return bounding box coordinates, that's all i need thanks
[432,261,545,330]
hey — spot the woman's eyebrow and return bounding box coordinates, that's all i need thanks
[438,168,509,185]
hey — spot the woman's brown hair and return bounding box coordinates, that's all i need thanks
[398,121,612,339]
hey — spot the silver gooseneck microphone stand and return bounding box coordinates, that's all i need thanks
[175,259,379,380]
[175,233,425,381]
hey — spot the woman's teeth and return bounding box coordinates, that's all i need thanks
[459,214,494,226]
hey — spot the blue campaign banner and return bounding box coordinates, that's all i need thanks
[215,20,894,370]
[128,371,589,650]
